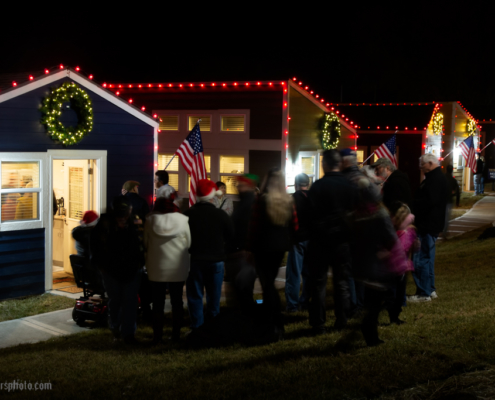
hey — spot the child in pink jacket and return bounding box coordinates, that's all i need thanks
[386,202,418,324]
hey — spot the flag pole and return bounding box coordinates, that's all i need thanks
[480,140,494,152]
[163,119,202,170]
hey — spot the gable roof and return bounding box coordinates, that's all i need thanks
[0,68,159,128]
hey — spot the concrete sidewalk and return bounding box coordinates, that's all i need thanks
[443,195,495,239]
[0,308,89,349]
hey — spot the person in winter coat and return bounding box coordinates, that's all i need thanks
[184,180,234,329]
[341,148,381,317]
[249,168,298,341]
[306,150,358,334]
[474,153,484,195]
[144,197,191,342]
[228,174,259,317]
[72,210,99,258]
[90,196,145,344]
[121,181,150,226]
[284,173,311,312]
[409,153,449,302]
[213,181,234,216]
[372,157,412,209]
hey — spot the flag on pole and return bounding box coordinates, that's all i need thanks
[374,134,398,167]
[459,135,477,173]
[175,123,207,206]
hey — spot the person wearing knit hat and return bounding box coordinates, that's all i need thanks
[72,210,99,258]
[184,179,234,330]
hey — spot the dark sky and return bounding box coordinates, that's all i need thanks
[1,4,493,112]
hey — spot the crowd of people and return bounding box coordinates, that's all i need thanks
[73,149,458,347]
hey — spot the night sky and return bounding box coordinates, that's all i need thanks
[1,5,493,114]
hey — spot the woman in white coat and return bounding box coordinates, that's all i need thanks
[144,197,191,342]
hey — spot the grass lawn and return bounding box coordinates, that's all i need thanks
[0,293,75,323]
[1,227,495,399]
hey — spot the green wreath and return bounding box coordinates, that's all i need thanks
[466,118,477,136]
[320,112,341,149]
[41,82,93,145]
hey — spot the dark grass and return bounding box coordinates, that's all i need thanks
[0,293,75,322]
[1,227,495,399]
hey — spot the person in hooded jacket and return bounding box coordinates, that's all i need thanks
[144,197,191,343]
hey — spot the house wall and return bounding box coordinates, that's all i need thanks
[0,76,155,299]
[0,229,44,300]
[288,87,355,165]
[119,88,285,198]
[0,77,155,206]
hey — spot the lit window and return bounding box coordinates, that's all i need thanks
[188,116,211,132]
[221,116,245,132]
[220,155,245,194]
[1,162,41,223]
[158,153,179,191]
[1,162,40,189]
[356,150,364,163]
[300,156,315,186]
[159,115,179,131]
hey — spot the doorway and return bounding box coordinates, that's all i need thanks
[52,159,97,293]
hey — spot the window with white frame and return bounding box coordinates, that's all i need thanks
[158,115,179,131]
[188,115,211,132]
[219,155,245,194]
[158,153,180,191]
[221,115,245,132]
[1,161,41,223]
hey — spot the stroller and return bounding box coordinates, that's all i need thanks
[70,254,108,326]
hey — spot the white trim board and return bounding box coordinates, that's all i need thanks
[0,69,159,128]
[45,149,108,291]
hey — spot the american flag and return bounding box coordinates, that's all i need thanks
[175,123,207,206]
[374,134,398,167]
[459,135,476,173]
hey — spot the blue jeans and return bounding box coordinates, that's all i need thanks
[481,176,485,194]
[412,234,437,297]
[474,174,482,195]
[101,269,142,338]
[285,241,310,311]
[186,261,224,328]
[348,276,365,313]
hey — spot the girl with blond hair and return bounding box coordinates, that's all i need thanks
[249,168,298,342]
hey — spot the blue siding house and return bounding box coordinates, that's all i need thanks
[0,68,158,300]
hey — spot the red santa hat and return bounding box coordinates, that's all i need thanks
[196,179,222,202]
[81,210,99,226]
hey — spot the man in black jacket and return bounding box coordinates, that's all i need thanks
[90,197,145,344]
[409,154,449,303]
[285,173,311,312]
[307,150,359,333]
[372,157,412,209]
[184,179,234,329]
